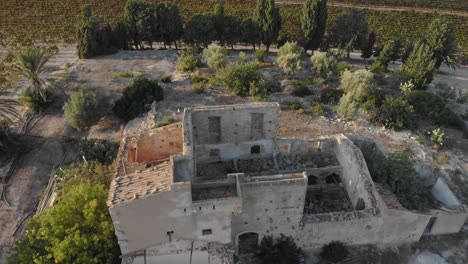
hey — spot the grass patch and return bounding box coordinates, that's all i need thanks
[114,71,135,78]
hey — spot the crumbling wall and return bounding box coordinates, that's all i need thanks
[136,123,183,163]
[188,103,279,146]
[232,175,307,245]
[428,211,468,235]
[333,135,378,211]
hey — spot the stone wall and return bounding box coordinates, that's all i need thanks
[135,123,183,163]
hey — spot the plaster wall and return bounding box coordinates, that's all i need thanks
[109,183,239,254]
[429,212,468,235]
[189,104,278,145]
[195,139,274,162]
[135,123,183,163]
[380,208,431,243]
[333,135,375,209]
[232,176,307,243]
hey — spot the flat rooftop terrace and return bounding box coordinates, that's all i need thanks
[196,152,339,181]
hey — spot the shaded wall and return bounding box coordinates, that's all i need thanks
[135,123,183,163]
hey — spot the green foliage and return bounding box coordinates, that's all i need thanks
[320,86,343,104]
[124,0,157,49]
[78,137,118,165]
[218,62,263,96]
[428,128,446,147]
[407,90,464,128]
[239,52,249,63]
[13,47,51,104]
[193,82,206,94]
[63,90,100,131]
[291,83,311,97]
[240,18,260,49]
[399,80,415,95]
[157,2,183,48]
[337,61,350,75]
[183,13,216,47]
[20,86,53,114]
[311,104,325,116]
[329,8,369,53]
[155,116,175,128]
[256,0,282,51]
[400,42,435,90]
[113,77,164,121]
[0,86,19,123]
[288,102,302,110]
[213,3,225,42]
[256,234,302,264]
[370,40,396,73]
[76,13,114,58]
[361,31,376,59]
[320,241,349,263]
[250,79,268,101]
[159,74,172,83]
[7,182,120,264]
[276,41,303,75]
[337,69,374,117]
[112,16,130,50]
[255,48,268,62]
[176,47,201,72]
[202,44,228,70]
[54,160,114,191]
[368,151,433,211]
[114,71,135,78]
[223,16,242,48]
[310,51,338,79]
[425,18,461,69]
[368,96,415,130]
[301,0,328,52]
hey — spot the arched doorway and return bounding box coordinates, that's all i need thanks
[236,232,259,255]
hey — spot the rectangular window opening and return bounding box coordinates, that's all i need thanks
[202,229,213,236]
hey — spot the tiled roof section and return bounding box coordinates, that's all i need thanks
[109,160,173,207]
[374,183,404,210]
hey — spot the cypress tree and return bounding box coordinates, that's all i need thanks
[213,3,225,44]
[157,3,183,49]
[400,42,435,90]
[256,0,281,52]
[361,31,376,59]
[301,0,328,53]
[425,18,460,69]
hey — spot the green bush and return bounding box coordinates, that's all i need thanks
[400,42,435,90]
[337,61,350,75]
[20,86,53,114]
[239,51,249,63]
[76,10,115,59]
[337,69,374,118]
[155,116,175,128]
[63,90,100,131]
[183,13,216,47]
[192,75,208,84]
[320,86,343,104]
[291,83,311,97]
[176,47,201,72]
[276,41,303,75]
[311,104,325,116]
[320,241,349,263]
[407,90,464,128]
[249,79,268,101]
[113,77,164,121]
[54,160,114,191]
[255,48,268,62]
[368,96,415,130]
[114,71,135,78]
[159,74,172,83]
[288,102,302,110]
[218,62,263,96]
[202,44,228,70]
[193,83,206,94]
[310,51,338,79]
[78,137,118,165]
[256,234,302,264]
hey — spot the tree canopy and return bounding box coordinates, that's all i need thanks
[329,9,369,54]
[425,18,461,69]
[300,0,328,53]
[255,0,281,51]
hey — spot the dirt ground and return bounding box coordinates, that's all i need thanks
[0,45,467,263]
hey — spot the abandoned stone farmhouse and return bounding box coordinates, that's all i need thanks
[107,103,467,263]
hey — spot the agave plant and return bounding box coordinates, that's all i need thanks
[12,47,52,103]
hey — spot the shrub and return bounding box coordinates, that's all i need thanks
[202,44,227,70]
[337,69,374,118]
[159,74,171,83]
[239,51,249,63]
[218,62,263,96]
[20,86,53,114]
[310,51,338,79]
[429,128,445,148]
[407,91,464,128]
[249,79,268,101]
[337,61,350,75]
[183,13,216,47]
[400,42,435,90]
[288,102,302,110]
[256,235,302,264]
[368,96,415,130]
[255,48,267,62]
[399,80,415,95]
[193,83,206,94]
[114,71,135,78]
[176,47,201,72]
[320,241,349,263]
[76,14,115,59]
[113,77,164,121]
[276,41,303,75]
[291,83,311,97]
[320,86,343,104]
[155,116,175,128]
[54,160,114,191]
[311,104,325,116]
[63,90,100,131]
[78,138,118,165]
[369,40,396,73]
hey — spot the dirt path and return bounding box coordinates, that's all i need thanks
[281,1,468,17]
